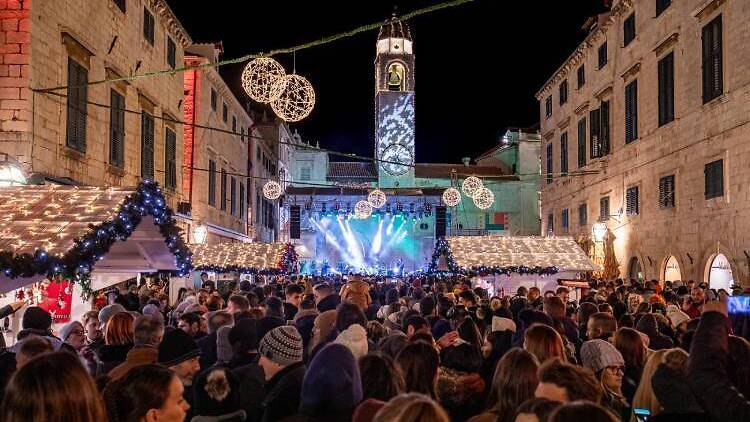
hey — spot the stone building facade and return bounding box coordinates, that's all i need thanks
[537,0,750,289]
[182,43,251,244]
[249,111,281,243]
[0,0,191,208]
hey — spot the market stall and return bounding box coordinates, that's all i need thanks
[0,180,191,342]
[429,236,597,296]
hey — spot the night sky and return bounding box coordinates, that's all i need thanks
[166,0,607,164]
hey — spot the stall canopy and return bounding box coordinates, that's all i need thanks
[0,181,192,295]
[432,236,597,275]
[191,242,297,274]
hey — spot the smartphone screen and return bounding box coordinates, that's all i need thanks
[633,408,650,422]
[728,296,750,315]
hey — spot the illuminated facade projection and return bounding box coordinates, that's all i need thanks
[285,15,541,275]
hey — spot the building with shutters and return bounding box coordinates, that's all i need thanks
[536,0,750,289]
[0,0,191,209]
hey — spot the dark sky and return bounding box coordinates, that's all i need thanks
[166,0,607,164]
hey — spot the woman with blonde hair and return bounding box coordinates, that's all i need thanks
[374,393,450,422]
[629,349,667,422]
[96,311,135,374]
[524,324,567,363]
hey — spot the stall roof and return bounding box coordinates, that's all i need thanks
[446,236,597,272]
[190,242,287,272]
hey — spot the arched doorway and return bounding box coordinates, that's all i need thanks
[629,257,644,283]
[663,255,682,282]
[707,253,734,292]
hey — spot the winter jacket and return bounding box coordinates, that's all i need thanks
[260,362,306,422]
[636,314,674,350]
[339,280,371,311]
[107,346,158,381]
[197,332,219,369]
[688,311,750,422]
[231,357,265,422]
[293,309,318,351]
[315,294,340,313]
[95,343,133,375]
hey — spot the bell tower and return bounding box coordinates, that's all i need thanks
[375,13,415,188]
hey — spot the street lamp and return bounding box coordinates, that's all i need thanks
[592,222,607,242]
[0,153,26,187]
[193,224,208,244]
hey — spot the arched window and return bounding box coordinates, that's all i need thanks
[663,255,681,282]
[707,253,733,292]
[628,257,643,282]
[387,62,405,91]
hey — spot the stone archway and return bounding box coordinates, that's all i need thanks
[706,253,734,292]
[628,256,644,283]
[663,255,682,282]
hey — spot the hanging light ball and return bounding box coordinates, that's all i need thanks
[367,189,387,209]
[442,187,462,207]
[270,74,316,122]
[263,180,283,200]
[354,200,373,219]
[473,187,495,210]
[462,176,483,197]
[241,57,287,103]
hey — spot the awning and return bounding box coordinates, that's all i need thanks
[190,242,296,274]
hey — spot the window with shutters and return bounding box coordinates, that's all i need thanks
[210,88,217,111]
[702,16,723,103]
[590,101,610,158]
[66,58,88,152]
[559,80,568,105]
[626,186,639,216]
[165,128,176,190]
[208,160,216,206]
[167,37,176,69]
[625,80,638,143]
[546,143,553,184]
[599,196,610,222]
[240,127,245,142]
[109,89,125,168]
[222,103,228,122]
[623,14,635,47]
[704,159,724,199]
[239,182,245,219]
[300,167,311,181]
[658,52,675,126]
[656,0,671,16]
[143,7,154,45]
[112,0,126,13]
[560,132,568,175]
[256,194,261,224]
[545,96,552,118]
[579,203,588,227]
[659,174,675,208]
[547,214,554,234]
[577,118,586,167]
[577,65,585,88]
[598,42,608,69]
[561,209,569,232]
[220,169,227,211]
[230,176,237,216]
[232,115,237,132]
[140,112,154,179]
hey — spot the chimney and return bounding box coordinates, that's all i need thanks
[462,157,471,166]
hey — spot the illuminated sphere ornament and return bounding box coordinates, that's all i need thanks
[368,189,387,209]
[241,57,286,103]
[462,176,483,197]
[270,74,316,122]
[354,200,373,219]
[262,180,283,200]
[473,187,494,210]
[442,187,461,207]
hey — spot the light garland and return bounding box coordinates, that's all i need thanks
[354,200,373,219]
[367,189,387,209]
[473,187,494,210]
[191,242,296,274]
[263,180,283,200]
[241,57,287,103]
[270,74,316,122]
[442,187,461,207]
[461,176,483,197]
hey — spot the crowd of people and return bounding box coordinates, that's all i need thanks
[0,273,748,422]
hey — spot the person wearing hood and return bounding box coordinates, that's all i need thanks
[258,326,306,422]
[649,349,705,422]
[635,314,673,350]
[308,310,337,361]
[297,343,363,422]
[580,339,630,420]
[191,367,246,421]
[340,275,372,312]
[334,324,369,360]
[230,320,266,422]
[478,316,514,386]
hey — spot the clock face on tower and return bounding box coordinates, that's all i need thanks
[380,143,414,176]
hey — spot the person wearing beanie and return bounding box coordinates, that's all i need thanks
[98,303,127,329]
[191,367,245,421]
[158,328,201,421]
[227,318,259,368]
[580,339,630,420]
[141,303,164,322]
[298,343,363,422]
[108,315,164,382]
[59,321,86,352]
[334,324,368,360]
[258,326,306,422]
[636,313,674,350]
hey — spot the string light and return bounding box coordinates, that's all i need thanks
[192,242,296,273]
[270,74,316,122]
[367,189,387,209]
[263,180,283,200]
[461,176,483,197]
[442,187,461,207]
[473,187,494,210]
[354,200,373,219]
[241,57,287,103]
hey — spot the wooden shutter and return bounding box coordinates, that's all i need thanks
[109,90,125,167]
[165,128,176,190]
[239,183,245,219]
[577,118,586,167]
[625,81,638,143]
[66,59,88,152]
[167,38,176,68]
[231,176,237,216]
[220,169,227,210]
[141,112,154,179]
[579,203,587,227]
[705,160,723,199]
[600,197,609,221]
[600,101,610,154]
[560,133,568,175]
[658,53,675,126]
[546,143,553,184]
[626,186,639,215]
[702,16,723,103]
[623,14,635,46]
[590,108,600,158]
[598,42,607,68]
[208,160,216,206]
[659,175,675,208]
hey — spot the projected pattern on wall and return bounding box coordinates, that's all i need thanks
[376,92,415,176]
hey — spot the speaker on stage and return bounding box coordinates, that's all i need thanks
[290,205,301,239]
[435,205,446,238]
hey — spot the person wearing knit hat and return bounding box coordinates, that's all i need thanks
[59,321,86,351]
[191,366,245,420]
[158,328,201,421]
[98,303,127,328]
[258,326,306,422]
[22,306,52,333]
[491,316,517,333]
[666,304,691,332]
[141,303,164,322]
[334,324,368,360]
[580,339,629,420]
[299,343,363,422]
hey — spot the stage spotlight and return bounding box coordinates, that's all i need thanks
[304,202,312,211]
[424,203,432,213]
[396,202,403,212]
[333,201,340,211]
[409,203,415,213]
[321,202,327,213]
[385,203,391,214]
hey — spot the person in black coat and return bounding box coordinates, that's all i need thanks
[257,326,306,422]
[196,311,233,369]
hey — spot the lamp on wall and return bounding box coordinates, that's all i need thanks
[193,224,208,245]
[592,222,607,242]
